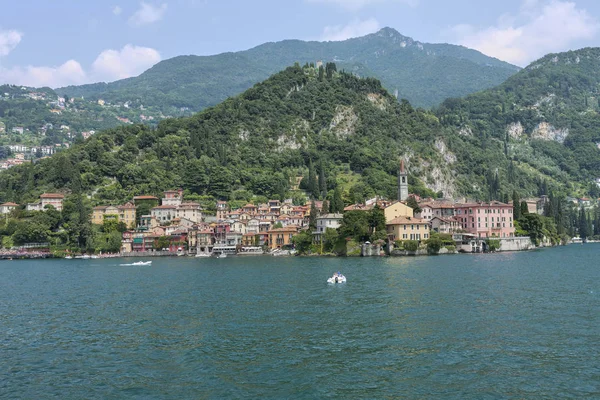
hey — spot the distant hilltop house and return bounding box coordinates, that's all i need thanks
[0,202,18,214]
[26,193,65,212]
[97,99,105,106]
[116,116,131,124]
[12,127,24,134]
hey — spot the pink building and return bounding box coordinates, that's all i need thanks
[454,201,514,238]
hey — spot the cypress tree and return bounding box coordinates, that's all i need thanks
[513,190,521,220]
[333,186,343,213]
[307,160,318,198]
[579,207,589,240]
[318,159,327,199]
[309,199,317,230]
[520,200,529,216]
[322,200,330,214]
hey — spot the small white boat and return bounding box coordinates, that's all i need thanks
[327,273,346,284]
[91,255,99,259]
[195,252,211,258]
[120,261,152,266]
[64,256,73,259]
[217,253,227,258]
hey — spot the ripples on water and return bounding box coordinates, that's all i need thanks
[1,245,599,399]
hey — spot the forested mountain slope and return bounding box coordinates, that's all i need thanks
[0,64,462,206]
[437,47,600,198]
[3,54,597,212]
[58,27,518,111]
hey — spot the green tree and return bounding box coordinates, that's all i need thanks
[307,160,318,198]
[513,190,521,220]
[406,195,420,215]
[322,227,339,253]
[338,211,370,242]
[292,230,313,255]
[309,199,317,230]
[368,204,387,241]
[332,186,344,213]
[426,233,442,254]
[321,200,330,214]
[579,207,589,240]
[154,236,170,250]
[318,159,327,199]
[520,201,529,216]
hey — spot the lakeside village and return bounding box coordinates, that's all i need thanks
[0,161,579,259]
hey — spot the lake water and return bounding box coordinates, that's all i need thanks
[1,245,599,399]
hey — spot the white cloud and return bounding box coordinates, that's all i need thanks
[307,0,418,11]
[0,43,160,87]
[321,18,380,41]
[128,2,168,26]
[112,5,122,15]
[0,29,22,57]
[451,0,599,66]
[91,44,161,81]
[0,60,87,88]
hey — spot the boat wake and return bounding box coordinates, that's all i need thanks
[120,261,152,266]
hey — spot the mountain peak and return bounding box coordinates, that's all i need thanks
[374,27,412,41]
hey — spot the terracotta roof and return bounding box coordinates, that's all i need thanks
[455,201,511,208]
[152,205,177,209]
[1,202,18,206]
[40,193,64,199]
[267,225,299,233]
[344,204,373,211]
[93,206,108,210]
[118,202,136,209]
[387,216,429,225]
[133,195,158,200]
[177,202,202,209]
[317,213,344,219]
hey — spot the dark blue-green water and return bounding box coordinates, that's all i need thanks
[1,245,599,399]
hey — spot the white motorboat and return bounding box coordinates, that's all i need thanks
[217,253,227,259]
[327,273,346,284]
[120,261,152,266]
[64,256,73,259]
[195,252,211,258]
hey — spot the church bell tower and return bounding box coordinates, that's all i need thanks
[398,159,408,201]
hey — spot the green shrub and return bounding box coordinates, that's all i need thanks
[487,239,501,252]
[404,240,418,252]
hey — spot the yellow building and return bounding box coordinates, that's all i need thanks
[267,226,299,250]
[92,202,137,228]
[384,201,414,223]
[386,216,430,241]
[118,202,137,228]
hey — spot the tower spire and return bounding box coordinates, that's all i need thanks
[398,158,408,202]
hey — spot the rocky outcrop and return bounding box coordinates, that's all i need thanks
[329,106,358,139]
[531,122,568,143]
[507,122,525,140]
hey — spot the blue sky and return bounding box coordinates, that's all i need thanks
[1,0,599,87]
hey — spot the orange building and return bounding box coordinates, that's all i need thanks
[267,226,299,250]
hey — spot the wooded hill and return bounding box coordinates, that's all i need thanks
[1,56,592,209]
[437,47,600,199]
